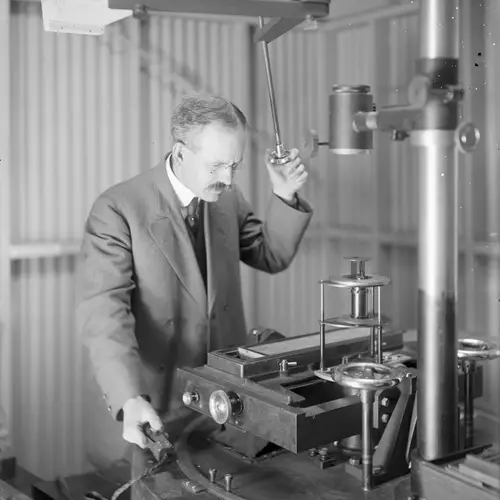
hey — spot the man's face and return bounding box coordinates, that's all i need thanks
[174,122,246,202]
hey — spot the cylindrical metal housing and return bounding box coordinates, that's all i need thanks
[329,85,373,155]
[350,287,369,319]
[414,129,459,460]
[419,0,460,59]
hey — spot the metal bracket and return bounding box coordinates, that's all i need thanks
[109,0,330,41]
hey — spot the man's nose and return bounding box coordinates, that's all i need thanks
[220,167,233,186]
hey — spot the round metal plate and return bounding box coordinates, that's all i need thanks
[318,362,407,391]
[457,338,500,361]
[323,275,391,288]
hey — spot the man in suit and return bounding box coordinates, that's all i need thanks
[75,94,313,460]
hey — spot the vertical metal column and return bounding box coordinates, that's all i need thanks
[413,0,460,461]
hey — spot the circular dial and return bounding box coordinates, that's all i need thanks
[208,390,242,425]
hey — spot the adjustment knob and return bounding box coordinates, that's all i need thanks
[208,390,242,424]
[182,391,199,406]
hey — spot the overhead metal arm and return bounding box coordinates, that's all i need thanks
[108,0,330,42]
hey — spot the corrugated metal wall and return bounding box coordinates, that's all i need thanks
[252,2,500,435]
[9,1,252,479]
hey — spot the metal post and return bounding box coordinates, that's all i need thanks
[320,282,325,370]
[360,390,374,491]
[376,287,382,364]
[414,0,460,461]
[463,361,475,448]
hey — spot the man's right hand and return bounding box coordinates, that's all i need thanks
[122,396,163,448]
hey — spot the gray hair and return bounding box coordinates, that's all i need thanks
[171,94,247,148]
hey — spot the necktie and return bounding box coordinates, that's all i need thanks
[185,198,200,232]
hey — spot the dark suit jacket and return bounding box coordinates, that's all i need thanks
[75,161,313,464]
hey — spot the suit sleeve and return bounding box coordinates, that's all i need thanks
[75,194,144,421]
[236,187,313,273]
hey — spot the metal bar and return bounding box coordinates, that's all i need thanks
[253,17,304,43]
[464,367,475,448]
[258,17,284,156]
[376,287,382,364]
[320,282,325,370]
[109,0,330,19]
[360,390,374,490]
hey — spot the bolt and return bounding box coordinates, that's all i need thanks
[208,468,217,483]
[333,441,339,447]
[318,448,328,461]
[224,474,233,492]
[381,397,390,407]
[381,414,390,423]
[308,448,317,457]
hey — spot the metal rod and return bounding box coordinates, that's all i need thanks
[258,16,284,156]
[415,0,460,462]
[360,390,374,491]
[320,283,325,370]
[419,0,459,58]
[463,362,475,448]
[370,285,376,358]
[415,129,459,461]
[376,287,382,364]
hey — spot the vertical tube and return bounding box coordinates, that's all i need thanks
[320,283,325,370]
[415,130,459,460]
[360,390,374,491]
[376,287,382,364]
[370,285,376,357]
[463,362,475,448]
[414,0,460,461]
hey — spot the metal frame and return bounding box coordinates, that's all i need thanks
[322,0,465,462]
[108,0,330,42]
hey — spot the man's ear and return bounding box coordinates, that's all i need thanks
[172,142,183,165]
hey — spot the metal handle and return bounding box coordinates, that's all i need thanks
[457,338,500,361]
[258,16,289,164]
[333,362,409,391]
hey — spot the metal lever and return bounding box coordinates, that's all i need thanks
[258,16,291,165]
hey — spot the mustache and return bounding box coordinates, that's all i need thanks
[209,183,233,192]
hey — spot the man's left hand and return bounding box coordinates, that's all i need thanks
[265,148,308,202]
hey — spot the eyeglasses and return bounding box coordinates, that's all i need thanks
[178,141,245,175]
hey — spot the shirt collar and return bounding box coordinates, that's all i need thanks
[165,154,197,208]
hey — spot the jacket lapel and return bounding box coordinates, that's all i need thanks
[148,163,207,313]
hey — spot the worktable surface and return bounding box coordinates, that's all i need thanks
[131,421,413,500]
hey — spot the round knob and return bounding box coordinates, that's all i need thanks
[182,391,199,406]
[456,122,480,153]
[208,390,242,425]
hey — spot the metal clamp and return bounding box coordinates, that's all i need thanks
[457,338,500,361]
